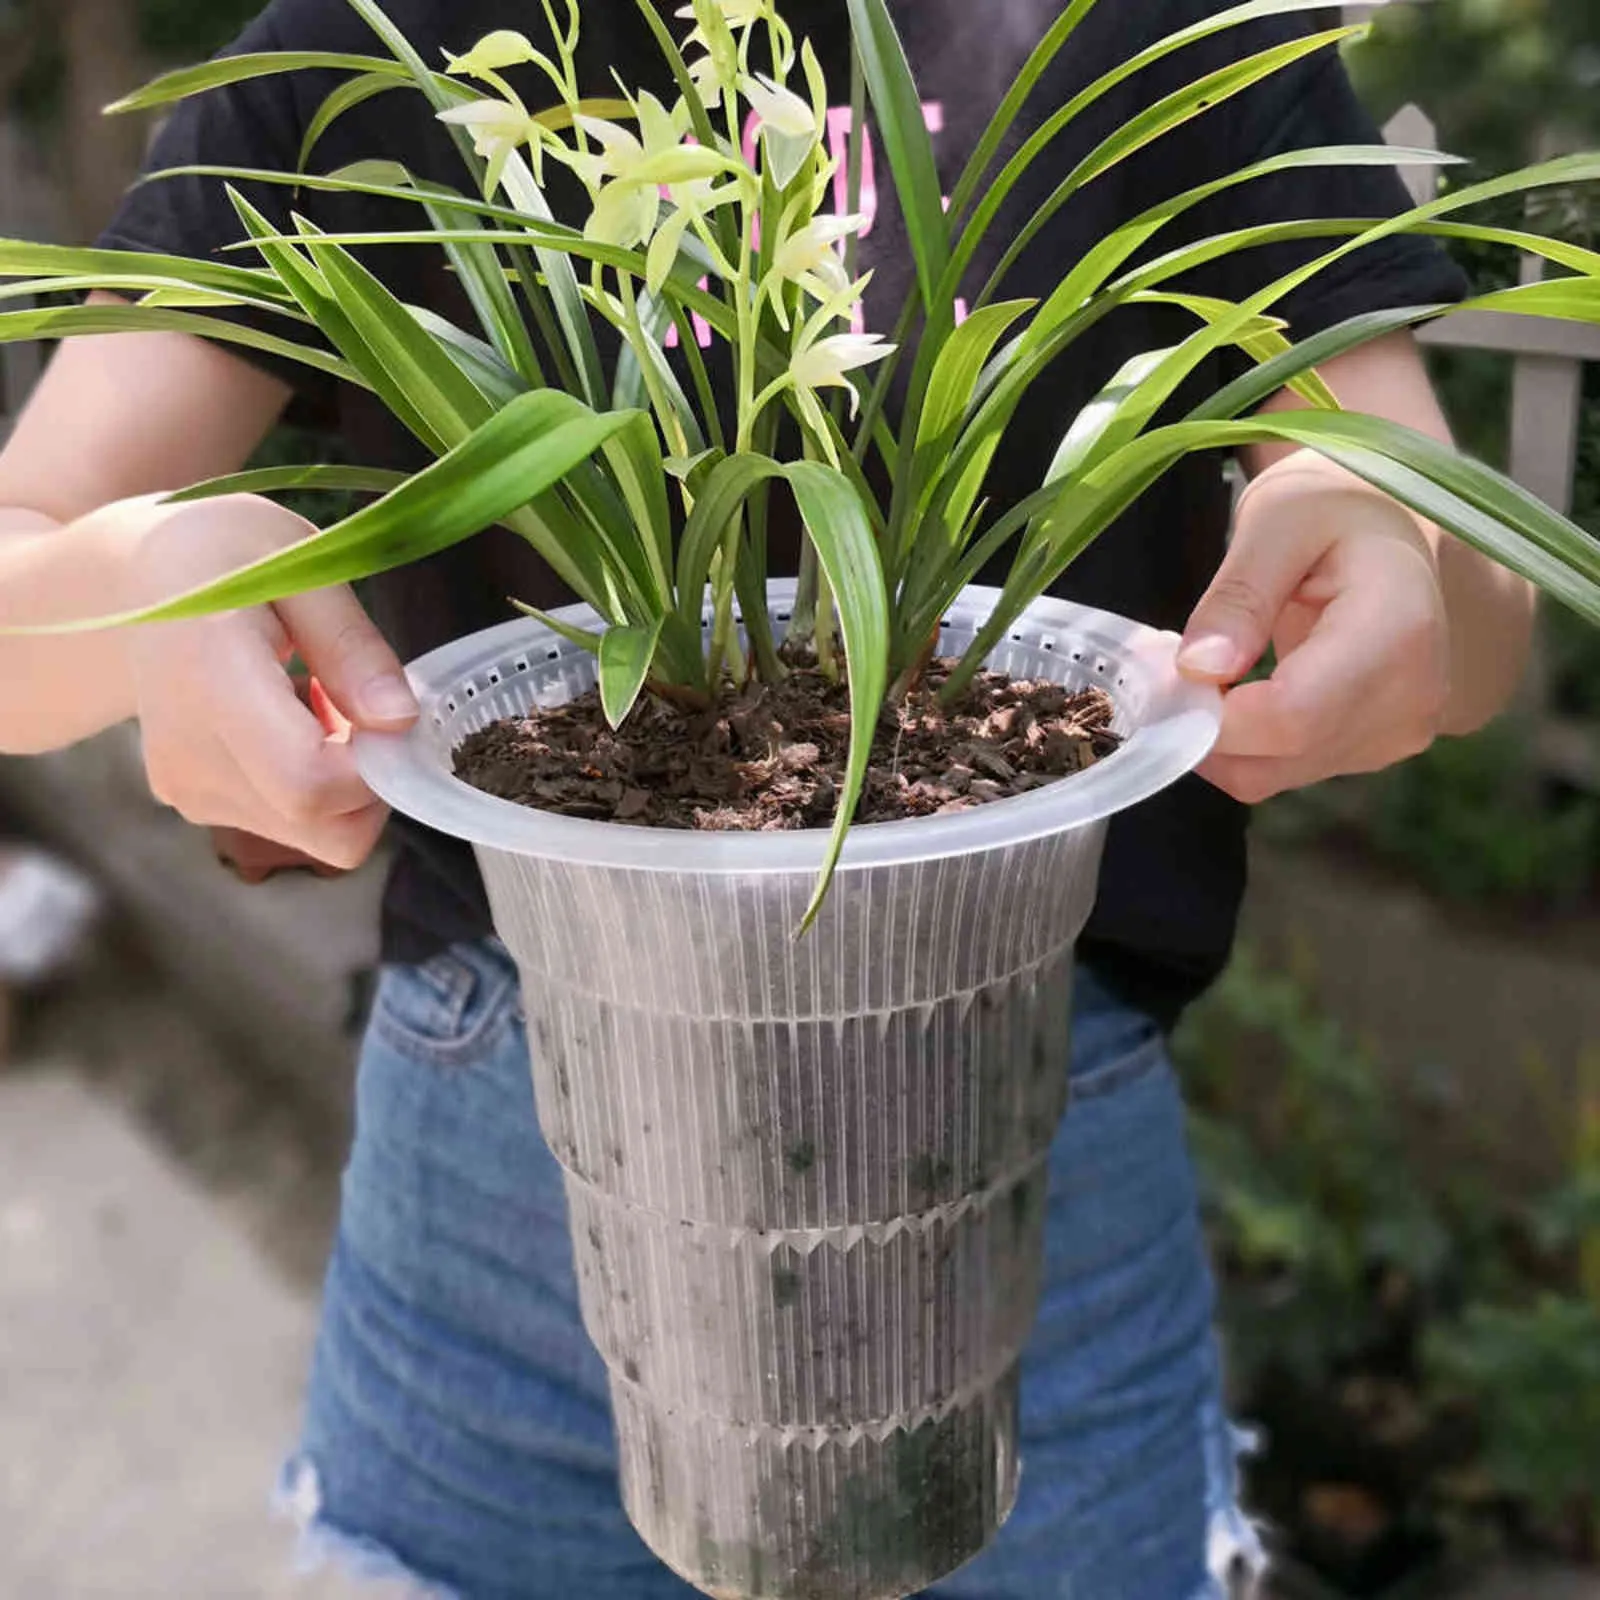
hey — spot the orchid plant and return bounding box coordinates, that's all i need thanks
[5,0,1600,918]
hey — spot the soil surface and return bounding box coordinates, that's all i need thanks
[453,661,1120,830]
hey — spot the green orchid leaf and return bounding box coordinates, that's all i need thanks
[600,412,675,610]
[1130,288,1340,410]
[509,600,605,654]
[0,273,304,321]
[340,0,592,399]
[407,306,530,407]
[1190,303,1450,424]
[300,73,418,171]
[0,239,298,305]
[1078,152,1600,477]
[2,392,642,635]
[888,17,1364,571]
[675,454,786,633]
[948,0,1101,223]
[961,408,1600,685]
[333,159,545,385]
[498,150,608,410]
[1463,277,1600,323]
[784,460,891,932]
[843,0,950,309]
[0,299,360,385]
[897,298,1036,575]
[106,51,408,116]
[599,617,669,728]
[970,22,1365,307]
[163,465,407,504]
[303,224,492,432]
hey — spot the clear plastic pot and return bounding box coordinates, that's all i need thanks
[356,583,1220,1599]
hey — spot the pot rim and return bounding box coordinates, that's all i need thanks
[354,582,1221,874]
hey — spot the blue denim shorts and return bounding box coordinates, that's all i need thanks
[278,939,1264,1600]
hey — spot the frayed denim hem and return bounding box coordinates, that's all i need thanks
[1196,1414,1269,1600]
[275,1456,460,1599]
[276,1427,1270,1600]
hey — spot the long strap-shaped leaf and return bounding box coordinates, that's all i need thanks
[965,6,1370,306]
[786,461,891,932]
[299,221,494,435]
[0,300,363,384]
[953,22,1360,328]
[1001,146,1455,378]
[300,73,415,171]
[951,409,1600,692]
[340,0,597,400]
[861,0,1376,452]
[892,299,1036,581]
[106,52,409,115]
[230,192,447,449]
[4,392,642,634]
[667,450,890,927]
[843,0,950,310]
[1077,152,1600,480]
[675,454,786,636]
[991,207,1600,437]
[164,465,408,504]
[892,22,1360,553]
[0,239,296,303]
[0,273,309,322]
[331,159,545,386]
[498,153,607,409]
[947,0,1102,223]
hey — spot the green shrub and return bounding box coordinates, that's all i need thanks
[1176,951,1600,1574]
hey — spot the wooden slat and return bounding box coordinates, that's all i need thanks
[1419,310,1600,362]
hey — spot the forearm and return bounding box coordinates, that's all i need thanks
[0,319,293,754]
[1245,332,1536,735]
[0,502,145,754]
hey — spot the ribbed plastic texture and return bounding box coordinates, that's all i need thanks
[357,584,1220,1599]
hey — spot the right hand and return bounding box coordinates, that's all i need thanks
[119,492,418,871]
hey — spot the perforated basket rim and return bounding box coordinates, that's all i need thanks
[354,581,1221,874]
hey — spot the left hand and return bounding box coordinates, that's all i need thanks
[1176,451,1452,805]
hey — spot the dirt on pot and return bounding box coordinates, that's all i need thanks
[453,660,1121,829]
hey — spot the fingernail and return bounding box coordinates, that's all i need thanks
[358,674,418,723]
[1177,634,1243,678]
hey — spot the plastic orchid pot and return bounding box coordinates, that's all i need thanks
[356,581,1221,1600]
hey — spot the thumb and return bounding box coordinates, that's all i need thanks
[277,584,418,731]
[1178,501,1333,684]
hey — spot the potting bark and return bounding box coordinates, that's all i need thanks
[453,663,1119,828]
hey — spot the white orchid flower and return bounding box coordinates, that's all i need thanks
[772,214,863,302]
[443,30,542,79]
[675,0,766,27]
[567,93,690,190]
[565,93,737,249]
[741,73,820,188]
[741,74,815,140]
[437,98,539,197]
[687,50,726,107]
[790,333,895,418]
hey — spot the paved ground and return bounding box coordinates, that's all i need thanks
[2,950,1595,1600]
[0,957,394,1599]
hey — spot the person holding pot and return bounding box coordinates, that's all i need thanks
[0,0,1531,1595]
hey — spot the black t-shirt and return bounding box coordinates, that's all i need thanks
[99,0,1465,1028]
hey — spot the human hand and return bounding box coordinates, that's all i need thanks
[1175,450,1451,805]
[120,493,417,869]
